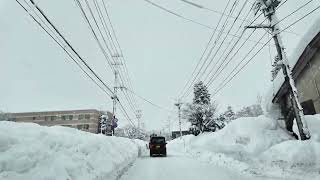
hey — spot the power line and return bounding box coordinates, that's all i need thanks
[17,0,114,96]
[176,0,300,36]
[206,0,315,88]
[178,0,298,100]
[180,0,251,99]
[16,0,138,128]
[180,0,237,99]
[127,89,174,113]
[75,0,140,123]
[141,0,271,45]
[141,0,213,29]
[199,0,249,82]
[212,4,320,96]
[203,3,253,83]
[178,0,232,99]
[100,0,140,112]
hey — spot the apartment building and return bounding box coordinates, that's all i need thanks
[11,109,103,133]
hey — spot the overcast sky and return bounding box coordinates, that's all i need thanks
[1,0,319,131]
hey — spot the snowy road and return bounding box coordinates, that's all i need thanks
[120,152,255,180]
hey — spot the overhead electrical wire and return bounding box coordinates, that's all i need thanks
[74,0,139,117]
[126,89,174,113]
[180,0,250,99]
[100,0,140,112]
[212,3,320,97]
[16,0,138,126]
[176,0,300,36]
[178,0,292,100]
[180,0,293,99]
[97,0,140,114]
[206,0,315,89]
[199,0,249,82]
[16,0,114,96]
[202,2,253,83]
[178,0,235,99]
[141,0,269,45]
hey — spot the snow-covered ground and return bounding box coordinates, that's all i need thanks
[169,115,320,180]
[0,121,145,180]
[1,115,320,180]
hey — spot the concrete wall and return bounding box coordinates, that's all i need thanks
[295,50,320,113]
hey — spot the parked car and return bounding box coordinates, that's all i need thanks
[149,136,167,157]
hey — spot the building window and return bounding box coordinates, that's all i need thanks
[78,114,84,120]
[45,116,49,121]
[85,114,90,119]
[50,116,56,121]
[32,117,36,120]
[61,115,66,121]
[77,124,83,129]
[68,115,73,120]
[84,124,89,130]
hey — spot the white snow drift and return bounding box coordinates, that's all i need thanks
[169,115,320,180]
[0,121,144,180]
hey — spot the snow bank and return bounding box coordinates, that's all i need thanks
[0,121,143,180]
[184,116,292,160]
[169,115,320,179]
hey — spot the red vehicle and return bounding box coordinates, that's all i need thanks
[149,136,167,157]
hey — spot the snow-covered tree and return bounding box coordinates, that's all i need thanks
[0,111,13,121]
[223,106,236,122]
[183,81,218,134]
[236,104,263,118]
[115,125,147,140]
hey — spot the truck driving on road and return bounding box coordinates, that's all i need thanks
[149,136,167,157]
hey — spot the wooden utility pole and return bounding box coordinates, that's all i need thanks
[174,101,183,139]
[136,110,142,138]
[249,0,310,140]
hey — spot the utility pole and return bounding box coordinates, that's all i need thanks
[111,53,124,136]
[248,0,310,140]
[174,101,183,139]
[136,110,142,138]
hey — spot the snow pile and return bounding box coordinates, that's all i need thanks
[184,116,292,160]
[169,115,320,179]
[0,121,144,180]
[257,115,320,179]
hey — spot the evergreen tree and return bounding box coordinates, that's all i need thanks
[184,81,217,134]
[193,81,211,105]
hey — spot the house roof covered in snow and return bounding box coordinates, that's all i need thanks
[272,17,320,103]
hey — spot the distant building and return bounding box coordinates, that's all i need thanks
[272,18,320,133]
[171,120,191,139]
[171,130,190,139]
[11,109,103,134]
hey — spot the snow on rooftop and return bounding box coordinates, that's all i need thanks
[288,17,320,67]
[266,17,320,104]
